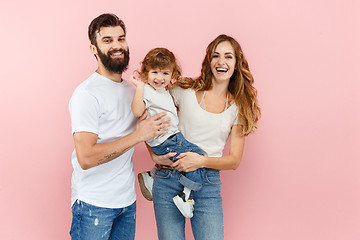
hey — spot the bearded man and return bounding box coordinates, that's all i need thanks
[68,13,170,240]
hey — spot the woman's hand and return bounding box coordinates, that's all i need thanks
[172,152,205,172]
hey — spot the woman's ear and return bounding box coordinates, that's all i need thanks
[170,79,177,85]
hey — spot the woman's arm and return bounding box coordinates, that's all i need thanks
[173,125,245,172]
[129,75,146,117]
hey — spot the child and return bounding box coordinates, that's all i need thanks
[129,48,206,219]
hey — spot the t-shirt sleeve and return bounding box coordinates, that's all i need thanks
[69,89,100,135]
[143,85,151,109]
[232,107,240,126]
[170,86,181,107]
[233,114,239,125]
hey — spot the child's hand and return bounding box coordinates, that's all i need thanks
[129,73,145,88]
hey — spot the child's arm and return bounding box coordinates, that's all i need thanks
[145,143,175,166]
[129,75,146,117]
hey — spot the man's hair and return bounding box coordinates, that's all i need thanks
[88,13,126,45]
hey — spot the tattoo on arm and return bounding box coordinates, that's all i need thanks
[97,147,131,166]
[97,151,120,165]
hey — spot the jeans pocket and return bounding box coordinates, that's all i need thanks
[204,169,221,185]
[155,168,172,179]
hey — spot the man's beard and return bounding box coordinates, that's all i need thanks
[96,46,130,74]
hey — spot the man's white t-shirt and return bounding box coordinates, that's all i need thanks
[69,72,137,208]
[171,86,239,157]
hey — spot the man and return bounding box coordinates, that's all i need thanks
[69,13,170,240]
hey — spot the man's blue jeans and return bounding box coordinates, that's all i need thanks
[151,132,205,192]
[153,168,224,240]
[70,200,136,240]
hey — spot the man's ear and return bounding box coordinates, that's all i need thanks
[90,44,98,59]
[90,44,97,55]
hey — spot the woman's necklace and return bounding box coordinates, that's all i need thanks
[199,91,228,112]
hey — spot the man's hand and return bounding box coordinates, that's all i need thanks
[134,111,171,142]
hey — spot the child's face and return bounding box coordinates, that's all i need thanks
[147,68,173,90]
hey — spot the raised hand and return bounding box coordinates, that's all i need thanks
[129,72,145,88]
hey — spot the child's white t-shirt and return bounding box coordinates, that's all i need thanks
[143,84,179,147]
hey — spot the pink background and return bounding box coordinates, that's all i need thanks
[1,0,359,239]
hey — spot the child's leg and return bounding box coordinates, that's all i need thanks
[151,134,204,218]
[138,137,178,201]
[138,166,157,201]
[172,186,195,219]
[174,132,206,192]
[183,186,191,200]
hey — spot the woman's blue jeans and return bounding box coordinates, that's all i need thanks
[153,167,224,240]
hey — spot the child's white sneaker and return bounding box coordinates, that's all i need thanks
[172,194,195,219]
[138,171,153,201]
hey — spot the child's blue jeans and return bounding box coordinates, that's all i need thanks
[151,132,205,192]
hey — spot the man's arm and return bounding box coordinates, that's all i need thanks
[74,112,170,170]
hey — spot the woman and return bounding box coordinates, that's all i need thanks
[150,34,261,240]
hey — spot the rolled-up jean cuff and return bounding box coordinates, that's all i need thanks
[178,174,202,191]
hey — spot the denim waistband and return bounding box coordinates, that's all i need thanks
[158,165,219,173]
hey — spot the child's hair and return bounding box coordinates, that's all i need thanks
[137,48,181,84]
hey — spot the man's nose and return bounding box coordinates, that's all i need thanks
[112,41,126,50]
